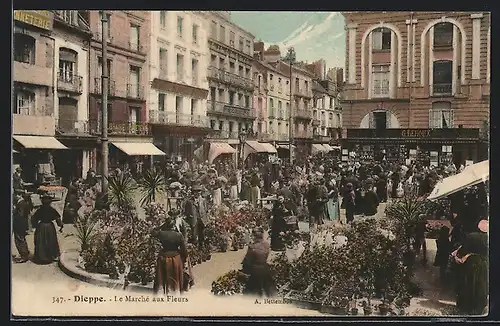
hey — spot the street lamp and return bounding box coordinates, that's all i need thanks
[238,129,247,168]
[285,47,296,164]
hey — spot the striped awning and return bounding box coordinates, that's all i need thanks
[311,143,327,154]
[13,135,68,150]
[259,142,277,153]
[322,144,334,152]
[111,142,166,156]
[208,142,236,163]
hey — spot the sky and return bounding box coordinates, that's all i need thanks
[230,11,346,69]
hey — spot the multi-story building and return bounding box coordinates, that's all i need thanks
[204,11,256,145]
[147,10,211,162]
[13,11,76,184]
[341,11,490,165]
[50,10,94,184]
[87,10,157,172]
[252,60,268,140]
[252,50,291,145]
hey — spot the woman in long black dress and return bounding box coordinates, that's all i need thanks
[31,194,63,264]
[270,196,287,251]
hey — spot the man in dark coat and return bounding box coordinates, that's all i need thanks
[13,192,33,262]
[183,185,208,250]
[363,180,379,217]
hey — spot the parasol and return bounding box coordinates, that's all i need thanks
[427,160,489,201]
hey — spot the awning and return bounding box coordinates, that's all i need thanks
[259,142,277,154]
[244,140,268,161]
[111,142,166,156]
[312,144,327,154]
[276,144,296,150]
[209,142,236,163]
[13,135,68,150]
[322,144,334,152]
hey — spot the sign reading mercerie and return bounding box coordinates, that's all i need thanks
[14,10,53,31]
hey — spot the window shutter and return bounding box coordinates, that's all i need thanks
[369,112,375,128]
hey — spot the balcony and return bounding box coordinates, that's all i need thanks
[207,67,254,90]
[89,120,151,136]
[294,109,312,120]
[256,132,273,141]
[127,84,145,100]
[294,88,313,98]
[278,133,289,141]
[94,77,116,96]
[13,114,55,136]
[14,61,52,87]
[57,72,83,94]
[313,134,332,142]
[207,100,255,119]
[148,110,209,128]
[312,119,321,127]
[293,130,313,139]
[207,130,240,140]
[433,83,452,96]
[56,119,89,134]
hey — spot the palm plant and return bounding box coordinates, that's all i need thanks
[74,213,98,252]
[138,169,166,207]
[106,173,137,211]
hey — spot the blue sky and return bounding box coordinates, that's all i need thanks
[230,11,346,69]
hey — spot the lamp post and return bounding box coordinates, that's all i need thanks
[238,129,247,168]
[285,47,296,164]
[100,11,110,194]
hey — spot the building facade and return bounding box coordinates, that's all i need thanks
[204,11,256,144]
[252,61,268,140]
[87,10,152,172]
[341,11,490,165]
[147,10,210,162]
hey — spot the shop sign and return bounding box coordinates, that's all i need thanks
[400,129,431,138]
[14,10,53,31]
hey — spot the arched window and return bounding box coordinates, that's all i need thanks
[14,33,35,64]
[372,27,391,50]
[430,101,453,129]
[14,89,35,115]
[433,60,452,95]
[434,22,453,48]
[59,48,78,82]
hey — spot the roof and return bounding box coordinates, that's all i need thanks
[312,81,328,94]
[278,60,315,78]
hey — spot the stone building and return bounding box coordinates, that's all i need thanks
[341,11,490,165]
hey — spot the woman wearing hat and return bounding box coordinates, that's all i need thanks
[31,194,63,264]
[151,212,191,295]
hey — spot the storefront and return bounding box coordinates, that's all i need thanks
[343,128,483,167]
[54,134,98,186]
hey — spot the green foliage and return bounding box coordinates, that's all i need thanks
[211,270,245,296]
[138,169,167,207]
[74,212,98,252]
[106,173,137,212]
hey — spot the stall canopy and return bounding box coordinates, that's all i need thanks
[244,140,268,160]
[111,142,166,156]
[208,142,236,164]
[311,143,327,154]
[322,144,334,152]
[259,142,277,154]
[427,159,489,201]
[13,135,68,150]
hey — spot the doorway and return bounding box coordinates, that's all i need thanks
[373,111,387,130]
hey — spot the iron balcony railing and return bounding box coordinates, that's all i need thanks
[207,66,254,90]
[294,88,313,98]
[294,108,313,120]
[127,84,145,100]
[128,41,144,53]
[94,77,116,96]
[88,120,151,136]
[207,100,255,119]
[148,110,210,128]
[294,130,313,138]
[57,72,83,94]
[433,83,452,96]
[206,130,240,139]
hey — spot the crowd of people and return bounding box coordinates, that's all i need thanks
[12,151,489,315]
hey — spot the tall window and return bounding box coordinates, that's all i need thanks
[191,99,197,116]
[434,22,453,48]
[219,57,225,70]
[176,54,184,81]
[98,12,111,41]
[177,16,183,38]
[219,25,225,43]
[245,95,250,108]
[159,48,168,77]
[429,102,453,128]
[372,28,391,50]
[229,62,235,74]
[229,91,235,105]
[269,98,274,116]
[97,57,112,78]
[433,60,452,95]
[160,11,166,28]
[295,78,300,92]
[238,93,243,106]
[192,24,198,44]
[239,37,244,51]
[191,58,198,85]
[278,100,282,118]
[14,33,35,64]
[59,10,76,25]
[229,31,235,46]
[59,48,77,82]
[129,24,140,51]
[158,93,165,111]
[128,66,140,98]
[210,21,217,38]
[245,40,251,54]
[372,65,390,97]
[175,96,182,123]
[245,68,250,79]
[14,90,35,115]
[129,106,140,124]
[278,78,282,92]
[239,65,244,77]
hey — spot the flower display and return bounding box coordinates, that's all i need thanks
[211,270,245,296]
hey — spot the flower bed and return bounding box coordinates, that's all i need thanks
[211,270,246,296]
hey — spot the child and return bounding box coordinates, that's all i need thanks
[434,226,452,282]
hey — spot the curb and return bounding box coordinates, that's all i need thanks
[58,250,152,294]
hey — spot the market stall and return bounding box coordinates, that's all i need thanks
[208,142,237,164]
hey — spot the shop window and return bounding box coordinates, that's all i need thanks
[433,22,453,48]
[433,60,452,95]
[15,90,35,115]
[372,65,390,97]
[429,102,453,128]
[372,28,391,51]
[14,33,35,64]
